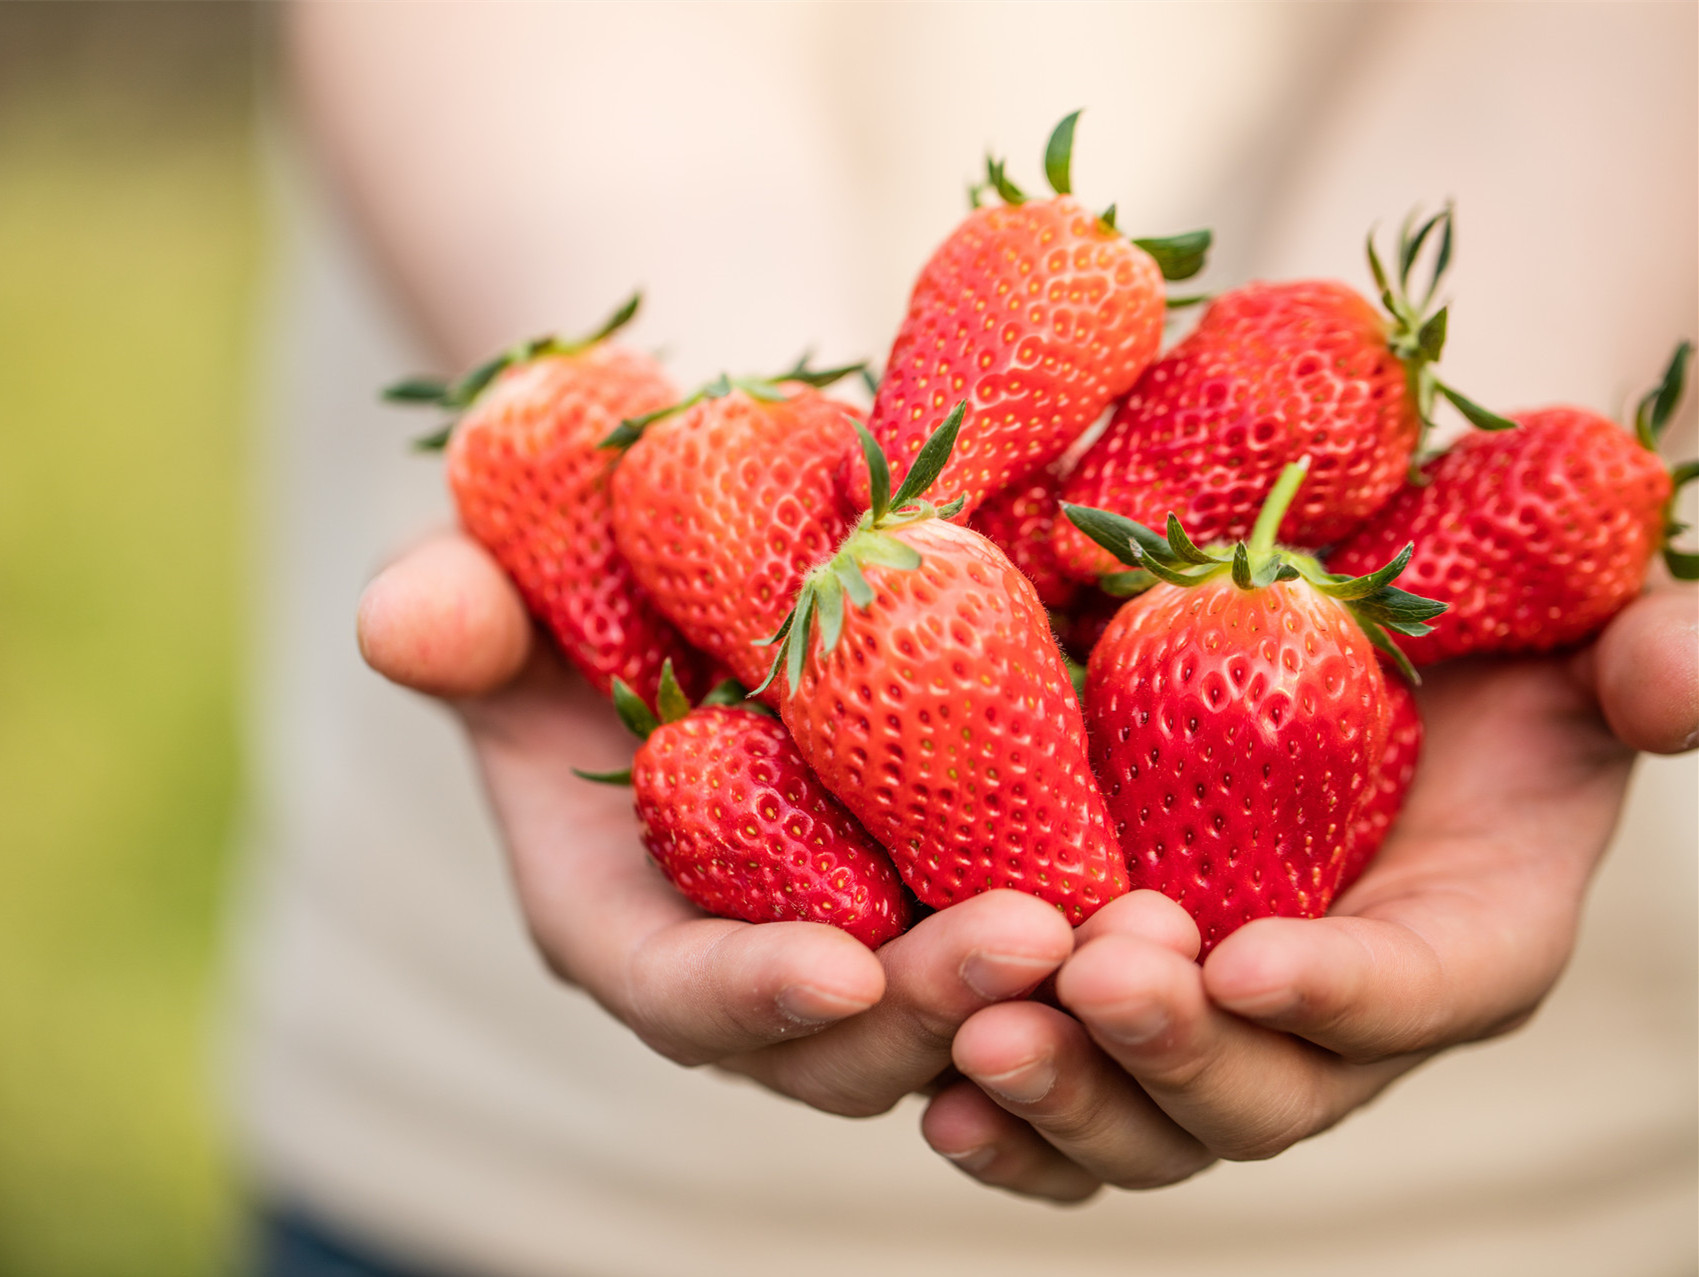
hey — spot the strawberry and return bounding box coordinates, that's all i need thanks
[606,360,867,697]
[1054,206,1514,581]
[385,296,703,703]
[849,112,1208,518]
[967,468,1082,610]
[1327,343,1698,665]
[1335,675,1422,895]
[576,665,912,949]
[760,409,1129,924]
[1065,460,1446,953]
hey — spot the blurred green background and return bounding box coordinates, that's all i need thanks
[0,5,260,1273]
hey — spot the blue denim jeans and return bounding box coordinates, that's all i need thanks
[252,1208,463,1277]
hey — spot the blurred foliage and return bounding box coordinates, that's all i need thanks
[0,5,261,1273]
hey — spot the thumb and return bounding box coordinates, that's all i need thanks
[1573,587,1699,755]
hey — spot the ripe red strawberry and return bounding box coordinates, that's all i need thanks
[762,410,1129,924]
[848,112,1207,518]
[578,666,912,949]
[1327,343,1697,665]
[1335,676,1422,895]
[967,469,1082,610]
[608,362,866,697]
[1066,460,1446,953]
[1054,206,1513,581]
[386,296,703,703]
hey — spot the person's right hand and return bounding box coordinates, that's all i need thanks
[355,529,1076,1117]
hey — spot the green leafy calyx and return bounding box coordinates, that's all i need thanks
[570,664,762,785]
[966,111,1213,283]
[385,292,643,451]
[1366,205,1515,457]
[1637,340,1699,579]
[599,352,867,450]
[752,404,967,697]
[1061,459,1446,683]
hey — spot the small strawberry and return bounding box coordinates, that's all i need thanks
[606,359,866,697]
[1065,459,1446,953]
[967,468,1082,610]
[1335,675,1422,895]
[1054,206,1514,581]
[849,112,1209,518]
[760,408,1129,924]
[576,665,912,949]
[385,296,703,702]
[1327,342,1698,664]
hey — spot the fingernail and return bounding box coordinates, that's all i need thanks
[976,1056,1057,1105]
[942,1146,997,1174]
[776,984,872,1026]
[961,950,1056,1002]
[1096,1000,1171,1047]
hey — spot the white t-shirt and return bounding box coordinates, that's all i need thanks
[226,5,1698,1274]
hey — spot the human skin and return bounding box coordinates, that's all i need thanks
[358,531,1697,1199]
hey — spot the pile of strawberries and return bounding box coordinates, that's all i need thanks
[390,115,1696,956]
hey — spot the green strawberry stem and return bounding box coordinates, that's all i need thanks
[599,354,868,450]
[1061,465,1446,683]
[1246,457,1310,566]
[385,292,645,451]
[571,664,757,785]
[752,404,969,697]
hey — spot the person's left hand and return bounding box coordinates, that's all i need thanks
[918,589,1697,1202]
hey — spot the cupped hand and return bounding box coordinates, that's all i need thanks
[923,588,1697,1202]
[356,530,1075,1118]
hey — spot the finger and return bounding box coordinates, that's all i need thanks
[920,1079,1101,1204]
[1581,587,1699,754]
[1073,888,1201,959]
[724,889,1074,1116]
[357,530,533,697]
[1058,932,1408,1161]
[612,917,888,1065]
[1201,897,1562,1061]
[951,1000,1215,1189]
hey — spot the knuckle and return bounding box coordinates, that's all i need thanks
[1035,1087,1116,1145]
[786,1072,902,1118]
[902,1000,966,1052]
[1110,1152,1216,1192]
[1217,1090,1331,1162]
[759,1049,904,1118]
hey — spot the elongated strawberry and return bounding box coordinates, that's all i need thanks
[1054,206,1514,580]
[385,296,703,702]
[1327,343,1698,665]
[1065,460,1446,953]
[848,112,1208,518]
[576,666,912,948]
[761,409,1128,924]
[1335,676,1422,895]
[607,359,866,697]
[967,468,1081,610]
